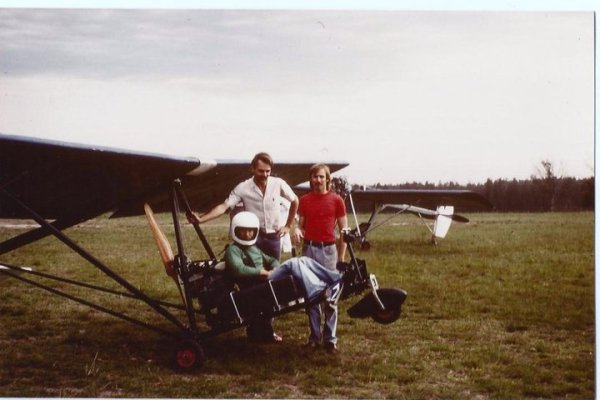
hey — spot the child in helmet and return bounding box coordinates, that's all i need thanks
[226,211,343,306]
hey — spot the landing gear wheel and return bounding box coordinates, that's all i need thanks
[174,339,205,370]
[372,305,401,325]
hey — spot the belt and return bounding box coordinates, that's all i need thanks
[259,229,280,239]
[304,240,335,248]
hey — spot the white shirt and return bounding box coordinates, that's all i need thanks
[225,176,297,233]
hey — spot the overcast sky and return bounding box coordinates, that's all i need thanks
[0,2,595,185]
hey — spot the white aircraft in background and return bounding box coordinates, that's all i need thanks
[329,179,492,248]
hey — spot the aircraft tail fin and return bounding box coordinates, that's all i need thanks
[432,206,454,239]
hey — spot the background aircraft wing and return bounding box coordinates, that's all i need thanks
[349,189,492,210]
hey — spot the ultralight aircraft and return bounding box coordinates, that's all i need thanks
[0,133,488,369]
[333,179,492,248]
[294,177,492,250]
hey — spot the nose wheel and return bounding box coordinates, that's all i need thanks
[372,305,402,325]
[174,339,205,370]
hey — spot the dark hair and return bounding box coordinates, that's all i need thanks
[251,152,273,168]
[309,163,331,190]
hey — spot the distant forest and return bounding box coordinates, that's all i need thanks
[351,162,594,212]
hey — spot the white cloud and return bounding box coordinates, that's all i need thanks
[0,8,594,184]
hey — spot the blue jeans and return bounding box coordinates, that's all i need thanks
[257,232,281,260]
[251,233,280,340]
[303,244,339,345]
[269,256,340,303]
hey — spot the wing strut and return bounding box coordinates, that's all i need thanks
[175,181,216,259]
[347,191,362,237]
[0,262,174,336]
[0,262,185,310]
[0,184,189,334]
[169,181,199,332]
[0,214,98,255]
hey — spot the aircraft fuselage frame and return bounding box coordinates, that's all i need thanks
[0,180,407,370]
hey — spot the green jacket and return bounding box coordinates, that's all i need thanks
[224,243,280,283]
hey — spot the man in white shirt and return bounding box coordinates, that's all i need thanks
[188,152,299,343]
[190,152,298,260]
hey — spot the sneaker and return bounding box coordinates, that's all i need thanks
[324,342,338,354]
[271,333,283,343]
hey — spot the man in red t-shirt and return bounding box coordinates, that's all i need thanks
[293,163,347,353]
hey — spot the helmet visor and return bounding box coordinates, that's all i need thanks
[234,226,258,242]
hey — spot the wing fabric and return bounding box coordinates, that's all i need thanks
[350,189,492,210]
[0,134,349,220]
[0,134,201,220]
[114,160,349,216]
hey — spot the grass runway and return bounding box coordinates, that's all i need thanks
[0,212,594,398]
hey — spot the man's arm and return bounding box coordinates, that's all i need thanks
[189,182,243,224]
[188,201,229,224]
[292,214,305,244]
[336,215,348,262]
[278,196,299,236]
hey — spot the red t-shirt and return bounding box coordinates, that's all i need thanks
[298,191,346,242]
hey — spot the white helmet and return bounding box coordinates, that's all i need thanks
[231,211,260,246]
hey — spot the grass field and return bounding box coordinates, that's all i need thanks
[0,212,594,399]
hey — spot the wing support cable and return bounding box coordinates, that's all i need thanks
[0,262,186,311]
[363,203,413,236]
[0,185,189,335]
[0,263,173,337]
[0,214,100,255]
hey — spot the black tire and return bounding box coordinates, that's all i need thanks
[371,305,401,325]
[174,339,205,370]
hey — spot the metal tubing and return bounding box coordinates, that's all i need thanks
[169,181,198,332]
[0,262,186,311]
[174,181,217,259]
[0,185,188,332]
[2,267,173,337]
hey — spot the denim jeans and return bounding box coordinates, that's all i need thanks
[302,244,339,345]
[269,256,340,303]
[256,232,281,260]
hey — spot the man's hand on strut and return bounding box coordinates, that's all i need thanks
[187,211,201,225]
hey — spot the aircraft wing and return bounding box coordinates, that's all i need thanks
[114,158,350,217]
[0,133,348,221]
[0,134,201,220]
[349,189,492,210]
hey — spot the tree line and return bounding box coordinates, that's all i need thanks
[349,162,594,212]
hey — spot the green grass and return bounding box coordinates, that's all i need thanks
[0,212,594,398]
